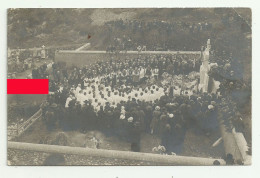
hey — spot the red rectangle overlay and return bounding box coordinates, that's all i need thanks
[7,79,49,94]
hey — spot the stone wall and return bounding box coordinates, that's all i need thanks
[55,50,201,67]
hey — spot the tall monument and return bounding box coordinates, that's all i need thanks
[199,39,211,93]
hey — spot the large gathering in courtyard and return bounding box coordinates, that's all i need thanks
[7,8,251,166]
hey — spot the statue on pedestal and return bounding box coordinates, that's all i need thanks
[199,39,220,94]
[199,39,211,93]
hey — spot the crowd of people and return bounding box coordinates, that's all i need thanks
[7,49,35,77]
[35,52,228,154]
[105,19,213,34]
[205,49,247,132]
[104,19,213,51]
[36,53,201,79]
[22,40,250,157]
[42,89,220,154]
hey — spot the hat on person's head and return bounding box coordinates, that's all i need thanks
[208,105,214,110]
[128,117,133,122]
[169,114,174,118]
[120,114,125,120]
[155,106,160,111]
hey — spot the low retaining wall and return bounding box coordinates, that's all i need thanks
[8,141,225,166]
[55,50,201,67]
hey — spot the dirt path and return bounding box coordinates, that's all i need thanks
[17,118,224,159]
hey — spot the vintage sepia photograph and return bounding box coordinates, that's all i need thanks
[7,8,251,166]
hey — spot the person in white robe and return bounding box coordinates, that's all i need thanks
[65,95,73,108]
[139,67,145,79]
[76,84,81,93]
[77,90,85,105]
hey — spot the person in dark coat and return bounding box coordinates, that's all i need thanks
[137,106,146,132]
[150,106,161,135]
[161,124,172,154]
[127,117,141,152]
[158,112,168,137]
[144,105,153,133]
